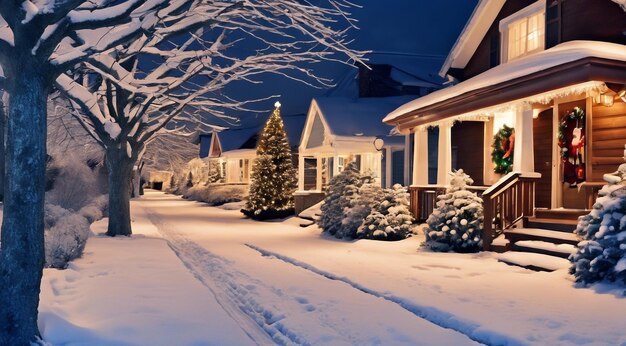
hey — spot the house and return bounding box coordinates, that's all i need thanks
[383,0,626,256]
[197,114,306,185]
[293,53,447,213]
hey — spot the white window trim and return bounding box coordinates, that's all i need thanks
[499,0,546,63]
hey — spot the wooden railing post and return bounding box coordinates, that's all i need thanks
[483,197,493,251]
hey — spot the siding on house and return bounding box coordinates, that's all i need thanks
[591,99,626,181]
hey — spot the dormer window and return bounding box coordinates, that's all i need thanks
[500,1,546,63]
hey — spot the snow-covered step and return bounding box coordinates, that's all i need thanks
[512,240,577,259]
[526,217,578,232]
[497,252,571,272]
[505,228,580,246]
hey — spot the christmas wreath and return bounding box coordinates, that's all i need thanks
[558,107,586,184]
[492,125,515,174]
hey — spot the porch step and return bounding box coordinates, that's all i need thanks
[534,208,587,221]
[512,240,577,259]
[504,228,580,246]
[525,217,579,232]
[497,252,571,272]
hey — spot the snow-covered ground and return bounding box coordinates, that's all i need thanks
[39,191,626,345]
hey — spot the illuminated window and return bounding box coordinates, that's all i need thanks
[500,1,545,63]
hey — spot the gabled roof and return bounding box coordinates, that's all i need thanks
[439,0,505,77]
[314,96,415,138]
[440,0,626,77]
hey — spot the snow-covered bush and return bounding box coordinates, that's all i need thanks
[168,158,223,195]
[570,147,626,286]
[425,170,483,252]
[319,162,373,238]
[183,184,249,206]
[358,184,414,241]
[43,196,108,269]
[340,183,382,239]
[45,213,90,269]
[46,152,107,212]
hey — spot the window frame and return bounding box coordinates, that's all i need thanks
[499,0,546,63]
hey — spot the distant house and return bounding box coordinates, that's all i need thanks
[197,114,306,184]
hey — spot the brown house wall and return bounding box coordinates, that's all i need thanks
[591,100,626,181]
[460,0,626,81]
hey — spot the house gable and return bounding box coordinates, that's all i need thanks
[300,100,332,152]
[443,0,626,81]
[209,133,222,158]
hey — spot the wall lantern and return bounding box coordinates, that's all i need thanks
[593,93,614,107]
[373,137,385,151]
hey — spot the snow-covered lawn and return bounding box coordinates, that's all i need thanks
[39,191,626,345]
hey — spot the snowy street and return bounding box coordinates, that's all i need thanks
[39,191,626,345]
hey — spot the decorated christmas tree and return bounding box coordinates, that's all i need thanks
[318,161,372,237]
[570,145,626,285]
[207,160,223,184]
[242,102,297,220]
[357,184,414,241]
[425,170,483,252]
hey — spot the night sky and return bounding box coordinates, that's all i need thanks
[219,0,478,127]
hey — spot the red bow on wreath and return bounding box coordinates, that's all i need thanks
[502,132,515,159]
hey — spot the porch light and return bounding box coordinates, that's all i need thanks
[373,137,385,151]
[593,93,614,107]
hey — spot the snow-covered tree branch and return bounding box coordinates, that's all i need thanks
[54,0,366,237]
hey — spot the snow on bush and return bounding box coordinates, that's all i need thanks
[46,151,107,212]
[45,213,91,269]
[425,170,483,253]
[358,184,414,241]
[318,162,374,238]
[183,184,248,206]
[168,158,223,195]
[570,147,626,286]
[43,196,108,269]
[341,183,382,239]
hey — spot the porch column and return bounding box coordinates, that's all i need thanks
[412,127,429,186]
[298,155,305,190]
[513,107,535,173]
[437,122,452,185]
[403,134,411,186]
[316,156,323,191]
[385,147,392,188]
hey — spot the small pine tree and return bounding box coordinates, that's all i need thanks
[358,184,414,241]
[341,182,381,239]
[425,170,483,252]
[207,159,223,184]
[318,161,372,237]
[570,146,626,285]
[242,102,297,220]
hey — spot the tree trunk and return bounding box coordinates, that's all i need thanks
[106,149,135,236]
[0,92,6,201]
[0,73,49,344]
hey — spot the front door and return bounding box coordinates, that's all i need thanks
[533,108,553,208]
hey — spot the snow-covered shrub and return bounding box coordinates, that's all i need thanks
[319,162,373,237]
[425,170,483,252]
[570,148,626,286]
[46,152,107,211]
[358,184,414,241]
[45,213,91,269]
[183,184,249,206]
[340,183,382,239]
[79,205,103,224]
[44,204,71,228]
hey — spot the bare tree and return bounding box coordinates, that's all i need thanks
[0,1,173,343]
[56,0,366,236]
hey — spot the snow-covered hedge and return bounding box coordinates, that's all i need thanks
[425,170,483,253]
[570,152,626,286]
[168,158,223,195]
[44,196,108,269]
[183,184,248,206]
[357,184,414,241]
[319,163,414,241]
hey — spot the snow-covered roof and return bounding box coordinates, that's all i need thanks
[315,96,415,137]
[440,0,626,77]
[217,127,262,152]
[385,41,626,123]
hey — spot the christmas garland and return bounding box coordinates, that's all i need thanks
[557,107,585,161]
[491,125,515,174]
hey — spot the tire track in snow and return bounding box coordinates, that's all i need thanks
[246,244,525,346]
[143,208,306,346]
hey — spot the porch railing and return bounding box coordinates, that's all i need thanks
[409,185,488,223]
[482,172,541,251]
